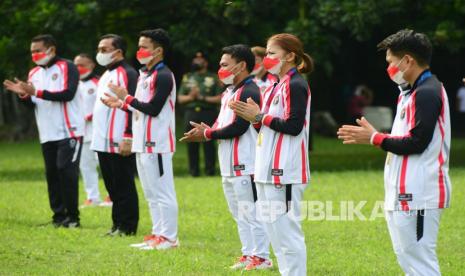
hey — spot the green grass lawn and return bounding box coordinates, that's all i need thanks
[0,136,464,275]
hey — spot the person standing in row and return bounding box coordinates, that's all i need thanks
[4,34,84,228]
[102,28,180,250]
[91,34,139,236]
[338,29,452,276]
[181,44,272,271]
[74,53,104,207]
[178,52,222,176]
[231,33,313,276]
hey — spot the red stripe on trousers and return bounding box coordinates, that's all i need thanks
[233,137,241,176]
[146,117,153,153]
[273,133,284,184]
[301,140,307,183]
[400,156,409,211]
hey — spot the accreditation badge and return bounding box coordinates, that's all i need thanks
[135,111,140,121]
[386,152,392,165]
[257,132,263,146]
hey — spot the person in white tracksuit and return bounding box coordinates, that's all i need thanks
[101,28,179,250]
[74,54,101,206]
[230,33,314,276]
[338,29,452,276]
[181,44,272,271]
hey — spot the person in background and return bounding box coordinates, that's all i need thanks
[74,53,110,208]
[347,84,373,123]
[251,46,278,93]
[177,52,222,176]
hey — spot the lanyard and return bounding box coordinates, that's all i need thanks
[263,68,297,113]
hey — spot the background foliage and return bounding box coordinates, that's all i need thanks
[1,0,465,138]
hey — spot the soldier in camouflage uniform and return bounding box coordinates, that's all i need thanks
[178,52,222,176]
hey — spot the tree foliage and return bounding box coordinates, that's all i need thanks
[1,0,464,136]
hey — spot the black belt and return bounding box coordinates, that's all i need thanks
[286,185,292,213]
[158,154,164,177]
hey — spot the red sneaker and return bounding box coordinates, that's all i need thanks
[230,255,251,270]
[244,256,273,270]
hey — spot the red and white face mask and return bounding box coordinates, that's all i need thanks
[77,65,91,80]
[387,56,407,85]
[32,48,52,66]
[218,63,240,85]
[263,56,283,75]
[251,63,262,76]
[136,47,160,65]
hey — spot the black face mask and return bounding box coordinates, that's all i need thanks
[191,63,203,72]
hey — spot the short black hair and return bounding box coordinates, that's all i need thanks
[31,34,57,48]
[377,29,432,66]
[139,28,170,53]
[222,44,255,73]
[100,34,127,56]
[76,53,95,63]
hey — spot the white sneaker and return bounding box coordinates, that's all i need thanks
[139,236,179,251]
[156,237,179,250]
[244,256,273,270]
[230,255,251,270]
[130,234,157,248]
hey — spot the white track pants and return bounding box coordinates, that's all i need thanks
[386,209,443,276]
[79,141,100,201]
[136,152,178,241]
[222,175,270,259]
[256,182,308,276]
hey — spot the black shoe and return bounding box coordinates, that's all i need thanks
[103,226,118,236]
[104,228,135,237]
[62,218,80,228]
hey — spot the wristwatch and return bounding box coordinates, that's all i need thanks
[254,113,264,123]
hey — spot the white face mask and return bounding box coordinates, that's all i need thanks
[387,57,407,85]
[263,56,284,75]
[136,47,161,65]
[217,63,240,85]
[96,51,117,67]
[33,48,53,66]
[79,71,91,80]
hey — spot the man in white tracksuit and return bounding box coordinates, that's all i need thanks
[338,29,452,275]
[181,44,272,271]
[74,53,101,206]
[102,28,179,250]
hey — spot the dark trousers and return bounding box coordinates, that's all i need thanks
[41,137,82,223]
[97,152,139,233]
[184,109,217,176]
